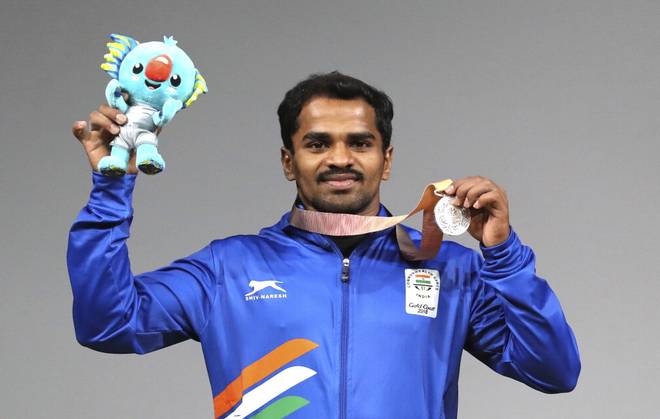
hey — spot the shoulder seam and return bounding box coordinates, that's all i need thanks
[198,241,221,337]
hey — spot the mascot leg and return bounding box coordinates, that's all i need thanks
[136,143,165,175]
[98,145,130,177]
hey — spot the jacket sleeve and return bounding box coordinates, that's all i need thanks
[66,172,218,354]
[464,227,581,393]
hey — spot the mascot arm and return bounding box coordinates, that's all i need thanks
[104,79,129,113]
[152,98,183,127]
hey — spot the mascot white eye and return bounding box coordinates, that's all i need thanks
[170,74,181,87]
[132,63,144,74]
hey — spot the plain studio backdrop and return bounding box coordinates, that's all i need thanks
[1,0,658,418]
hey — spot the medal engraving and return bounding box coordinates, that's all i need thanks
[434,195,470,236]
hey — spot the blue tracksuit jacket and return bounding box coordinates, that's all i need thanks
[67,172,581,419]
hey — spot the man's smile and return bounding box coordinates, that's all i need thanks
[317,170,363,191]
[321,174,359,190]
[326,179,357,190]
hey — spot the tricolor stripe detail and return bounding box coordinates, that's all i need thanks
[213,338,318,418]
[226,367,316,418]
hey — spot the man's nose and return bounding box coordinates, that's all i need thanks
[326,142,354,167]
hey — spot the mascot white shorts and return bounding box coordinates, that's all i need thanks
[111,103,159,149]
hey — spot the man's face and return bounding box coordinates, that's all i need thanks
[281,96,393,215]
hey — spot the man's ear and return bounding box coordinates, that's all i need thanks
[381,145,394,181]
[281,147,296,181]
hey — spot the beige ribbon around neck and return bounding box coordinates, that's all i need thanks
[289,179,454,261]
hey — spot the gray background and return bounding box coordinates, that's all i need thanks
[1,0,658,418]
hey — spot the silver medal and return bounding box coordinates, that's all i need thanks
[434,195,471,236]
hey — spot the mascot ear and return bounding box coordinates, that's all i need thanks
[100,34,139,79]
[184,69,208,108]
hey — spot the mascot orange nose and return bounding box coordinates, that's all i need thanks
[145,54,172,82]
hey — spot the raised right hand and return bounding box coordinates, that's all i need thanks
[72,101,137,173]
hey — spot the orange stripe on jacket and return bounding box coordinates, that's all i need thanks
[213,338,319,418]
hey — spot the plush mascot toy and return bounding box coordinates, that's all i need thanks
[98,34,207,176]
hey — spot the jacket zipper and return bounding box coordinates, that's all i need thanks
[339,257,350,419]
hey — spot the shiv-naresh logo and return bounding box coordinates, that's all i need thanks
[213,338,319,418]
[245,280,287,302]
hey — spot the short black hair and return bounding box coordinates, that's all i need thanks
[277,71,394,152]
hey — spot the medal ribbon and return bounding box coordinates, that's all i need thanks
[289,179,453,260]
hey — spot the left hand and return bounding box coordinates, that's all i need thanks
[443,176,510,247]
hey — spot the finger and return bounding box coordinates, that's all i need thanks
[464,182,496,208]
[99,104,127,125]
[451,177,482,207]
[89,110,120,135]
[473,190,505,211]
[443,177,474,195]
[444,175,480,196]
[72,121,89,142]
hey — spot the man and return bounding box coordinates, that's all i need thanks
[68,72,580,419]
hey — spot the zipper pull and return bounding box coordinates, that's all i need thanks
[341,258,350,283]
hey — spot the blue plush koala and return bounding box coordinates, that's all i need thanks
[98,34,207,176]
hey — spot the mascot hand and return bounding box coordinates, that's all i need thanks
[104,79,129,113]
[153,98,183,127]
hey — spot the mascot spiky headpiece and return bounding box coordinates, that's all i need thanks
[100,34,139,79]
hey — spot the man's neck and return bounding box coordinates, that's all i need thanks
[294,196,382,216]
[327,234,369,258]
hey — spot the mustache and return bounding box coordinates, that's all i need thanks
[317,168,364,182]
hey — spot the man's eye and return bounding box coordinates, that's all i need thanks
[308,142,326,149]
[351,141,371,149]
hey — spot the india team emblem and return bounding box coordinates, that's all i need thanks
[405,269,440,318]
